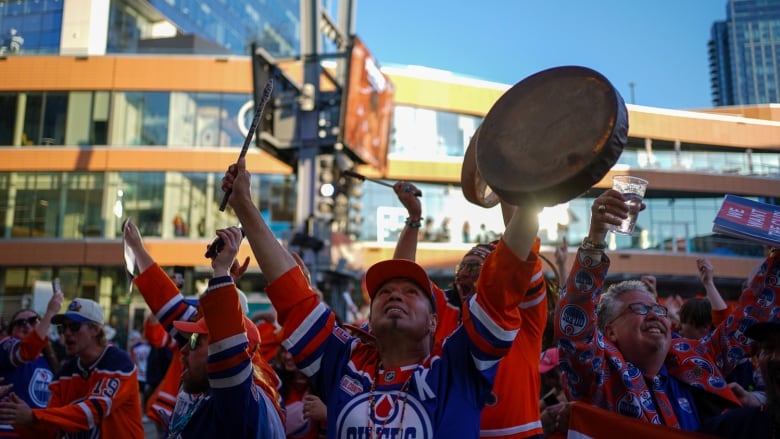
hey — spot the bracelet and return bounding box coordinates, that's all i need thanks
[581,237,606,250]
[405,217,422,229]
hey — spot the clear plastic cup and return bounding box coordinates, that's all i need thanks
[610,176,648,235]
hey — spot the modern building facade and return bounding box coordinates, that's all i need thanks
[709,0,780,106]
[1,0,779,347]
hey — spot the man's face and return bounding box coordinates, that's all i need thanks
[181,332,209,394]
[59,319,99,357]
[369,279,436,341]
[10,312,39,340]
[758,331,780,404]
[454,254,484,302]
[604,290,672,367]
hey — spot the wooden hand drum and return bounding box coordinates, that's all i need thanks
[465,66,628,207]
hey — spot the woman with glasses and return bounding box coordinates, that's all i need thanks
[0,291,63,437]
[553,189,780,433]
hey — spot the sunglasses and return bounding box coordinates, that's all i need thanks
[11,316,39,329]
[57,321,83,334]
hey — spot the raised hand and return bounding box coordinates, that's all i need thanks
[211,227,243,277]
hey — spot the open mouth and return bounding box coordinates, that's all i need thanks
[385,307,406,317]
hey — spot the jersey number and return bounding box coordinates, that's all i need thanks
[91,378,120,398]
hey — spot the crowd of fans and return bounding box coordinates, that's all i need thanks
[0,162,776,438]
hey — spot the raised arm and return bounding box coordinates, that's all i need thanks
[223,157,296,283]
[392,181,422,260]
[697,257,728,312]
[501,201,540,260]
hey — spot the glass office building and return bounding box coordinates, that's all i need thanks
[709,0,780,106]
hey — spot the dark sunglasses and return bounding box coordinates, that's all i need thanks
[57,321,83,334]
[11,316,39,328]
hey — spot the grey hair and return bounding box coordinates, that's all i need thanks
[596,280,655,333]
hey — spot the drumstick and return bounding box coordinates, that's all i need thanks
[219,78,275,211]
[342,170,422,197]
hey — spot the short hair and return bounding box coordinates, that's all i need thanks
[596,280,655,333]
[679,298,712,328]
[94,323,108,347]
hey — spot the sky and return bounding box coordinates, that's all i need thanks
[354,1,728,110]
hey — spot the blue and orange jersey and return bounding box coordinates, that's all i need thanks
[133,264,284,437]
[16,345,143,439]
[553,247,779,428]
[268,239,537,438]
[0,331,54,437]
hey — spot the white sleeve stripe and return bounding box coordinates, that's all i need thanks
[156,295,185,319]
[519,290,546,309]
[209,362,252,389]
[299,356,322,377]
[471,354,500,371]
[78,402,96,429]
[208,332,248,355]
[468,297,518,343]
[285,302,330,349]
[530,268,543,283]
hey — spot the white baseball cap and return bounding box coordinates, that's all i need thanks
[52,298,104,325]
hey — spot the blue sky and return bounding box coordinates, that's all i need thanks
[355,1,727,110]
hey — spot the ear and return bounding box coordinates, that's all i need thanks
[428,313,437,334]
[603,323,618,343]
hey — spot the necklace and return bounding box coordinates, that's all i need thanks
[366,362,413,439]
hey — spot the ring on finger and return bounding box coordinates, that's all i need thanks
[598,204,607,214]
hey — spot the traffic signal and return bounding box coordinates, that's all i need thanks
[316,154,337,220]
[346,179,364,239]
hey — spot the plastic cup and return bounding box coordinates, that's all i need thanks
[609,176,648,235]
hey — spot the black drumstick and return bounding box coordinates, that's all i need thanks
[342,170,422,197]
[219,78,274,211]
[204,228,246,259]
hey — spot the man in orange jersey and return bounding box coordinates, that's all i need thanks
[0,298,143,438]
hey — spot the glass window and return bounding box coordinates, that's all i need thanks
[390,105,481,159]
[117,172,165,236]
[0,93,17,145]
[111,92,170,146]
[10,172,60,238]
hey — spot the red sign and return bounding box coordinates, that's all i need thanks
[340,36,395,174]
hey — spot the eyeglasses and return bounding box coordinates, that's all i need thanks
[11,316,39,329]
[610,302,668,324]
[57,321,83,334]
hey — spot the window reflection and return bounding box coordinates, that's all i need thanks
[112,92,170,146]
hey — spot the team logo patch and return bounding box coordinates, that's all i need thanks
[68,301,82,312]
[560,305,588,336]
[757,288,775,308]
[672,341,691,352]
[683,357,714,374]
[574,270,596,292]
[335,392,433,439]
[383,371,395,383]
[339,375,364,396]
[707,375,726,389]
[333,326,351,343]
[28,368,53,407]
[616,393,643,419]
